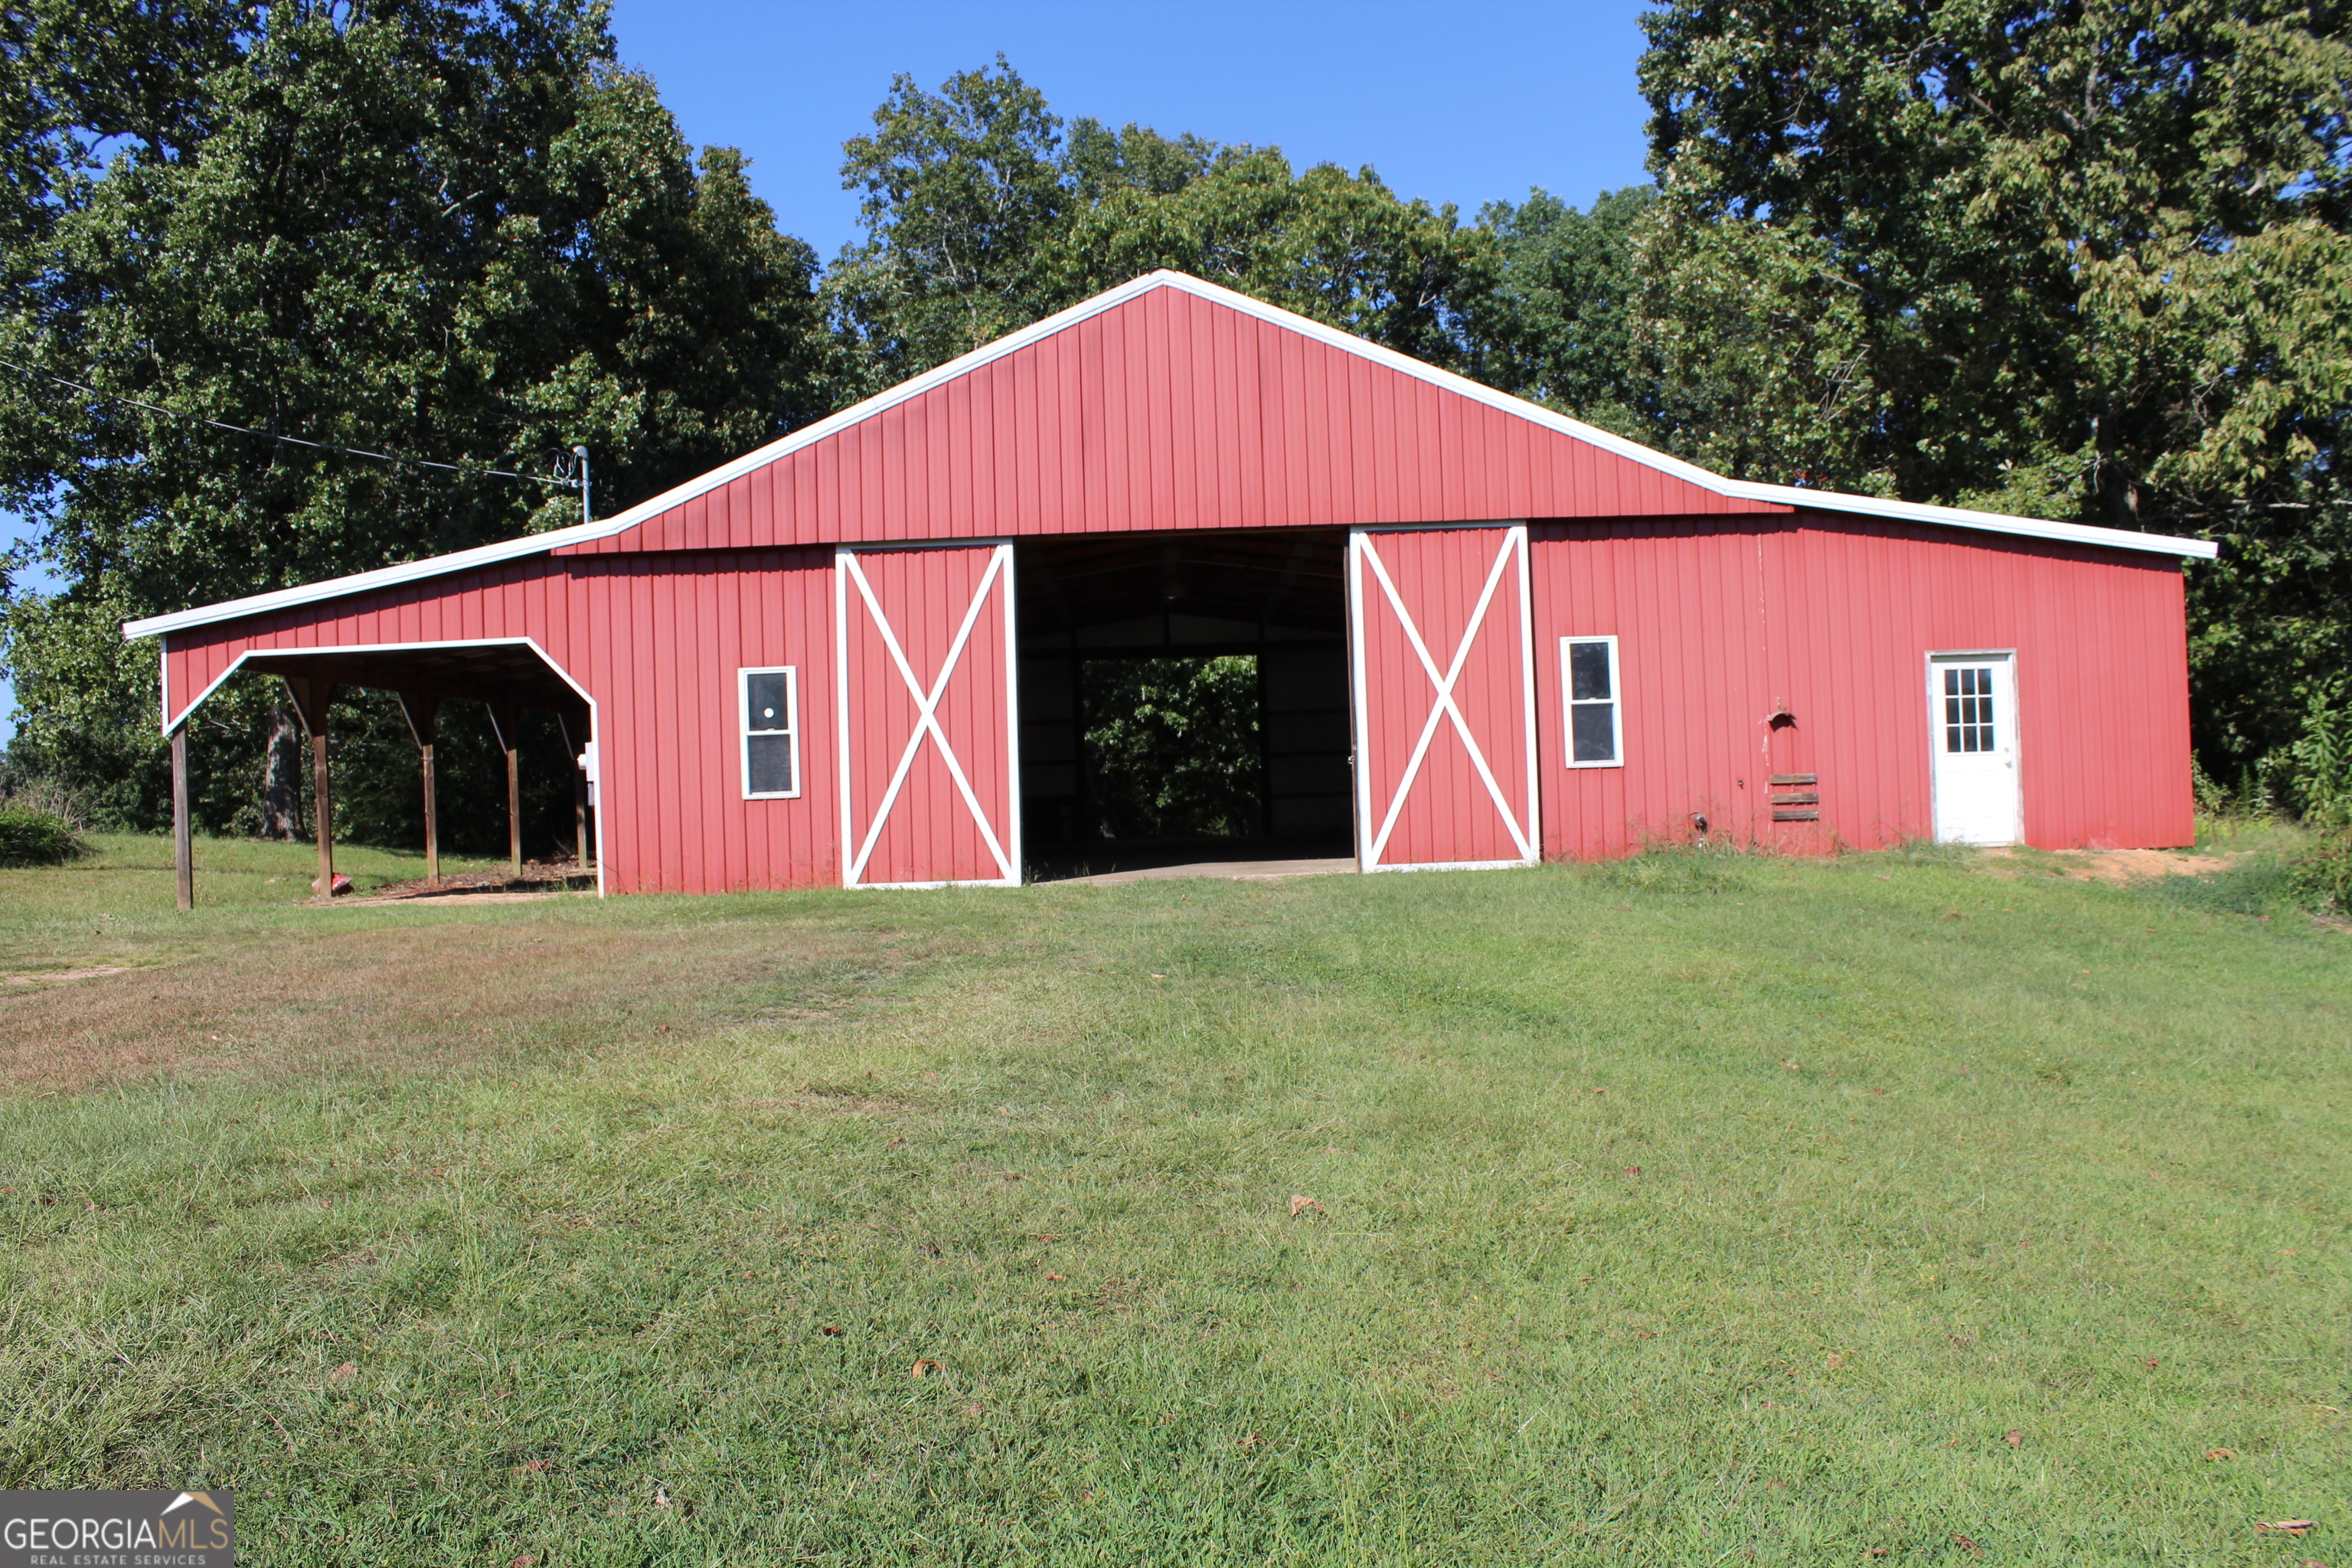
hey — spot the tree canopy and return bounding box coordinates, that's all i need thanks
[1628,0,2352,804]
[0,0,823,823]
[823,57,1493,400]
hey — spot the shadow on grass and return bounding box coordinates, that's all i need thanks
[2137,854,2299,918]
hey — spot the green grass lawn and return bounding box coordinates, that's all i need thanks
[0,833,2344,1565]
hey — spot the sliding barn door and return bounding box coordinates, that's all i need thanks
[835,543,1021,887]
[1349,525,1538,871]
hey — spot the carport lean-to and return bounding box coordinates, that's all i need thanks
[162,639,595,908]
[125,269,2216,897]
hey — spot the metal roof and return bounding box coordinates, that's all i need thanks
[124,270,2216,642]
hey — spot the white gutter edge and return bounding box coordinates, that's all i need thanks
[1723,479,2220,560]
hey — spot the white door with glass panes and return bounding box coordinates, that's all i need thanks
[1928,652,2020,844]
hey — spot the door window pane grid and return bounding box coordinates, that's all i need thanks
[1942,665,1995,753]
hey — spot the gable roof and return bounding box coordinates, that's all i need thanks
[123,269,2216,640]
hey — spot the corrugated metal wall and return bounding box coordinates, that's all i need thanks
[1528,513,2194,856]
[164,550,841,895]
[555,286,1779,560]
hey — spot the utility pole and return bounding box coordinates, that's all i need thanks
[574,445,591,524]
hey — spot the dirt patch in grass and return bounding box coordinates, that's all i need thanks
[357,860,595,900]
[1982,846,2248,883]
[0,916,924,1095]
[2,965,133,985]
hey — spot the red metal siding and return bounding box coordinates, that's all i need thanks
[1351,527,1540,868]
[1528,514,2194,857]
[557,286,1782,560]
[162,550,841,895]
[835,544,1019,887]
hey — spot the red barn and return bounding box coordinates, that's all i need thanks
[124,270,2213,899]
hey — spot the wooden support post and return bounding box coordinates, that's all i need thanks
[170,726,193,911]
[488,703,522,883]
[573,763,590,873]
[425,742,441,883]
[397,694,442,884]
[507,746,521,880]
[282,674,338,897]
[313,730,334,894]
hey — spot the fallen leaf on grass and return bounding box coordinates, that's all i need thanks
[1825,1353,1845,1370]
[1149,973,1165,980]
[910,1359,943,1379]
[1633,1330,1656,1340]
[328,1362,356,1381]
[1622,1166,1641,1178]
[511,1557,538,1567]
[1001,1172,1023,1182]
[1953,1534,1981,1554]
[2145,1357,2160,1370]
[1046,1272,1066,1282]
[1289,1195,1324,1217]
[2205,1447,2237,1461]
[513,1459,550,1473]
[1236,1432,1262,1449]
[1781,1059,1800,1070]
[653,1485,671,1509]
[818,1325,845,1338]
[1034,1233,1062,1242]
[2255,1522,2317,1537]
[2004,1429,2023,1449]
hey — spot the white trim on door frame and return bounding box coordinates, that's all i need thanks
[834,541,1023,890]
[1925,648,2023,846]
[1347,523,1540,873]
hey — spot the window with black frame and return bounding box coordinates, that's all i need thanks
[740,667,799,799]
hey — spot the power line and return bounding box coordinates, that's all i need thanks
[0,354,583,492]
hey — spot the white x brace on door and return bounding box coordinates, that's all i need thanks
[1348,524,1540,871]
[835,543,1021,887]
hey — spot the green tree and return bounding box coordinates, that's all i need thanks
[1631,0,2352,799]
[0,0,825,831]
[1082,655,1262,841]
[826,58,1494,395]
[1459,184,1655,437]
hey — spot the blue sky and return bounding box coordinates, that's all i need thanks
[2,0,1656,743]
[606,0,1658,261]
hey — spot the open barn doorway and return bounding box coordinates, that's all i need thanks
[1016,530,1354,881]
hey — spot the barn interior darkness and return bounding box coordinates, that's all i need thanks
[1015,530,1354,875]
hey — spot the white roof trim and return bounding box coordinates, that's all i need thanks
[122,270,2215,641]
[1721,479,2217,558]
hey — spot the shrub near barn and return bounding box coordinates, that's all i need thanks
[0,800,82,866]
